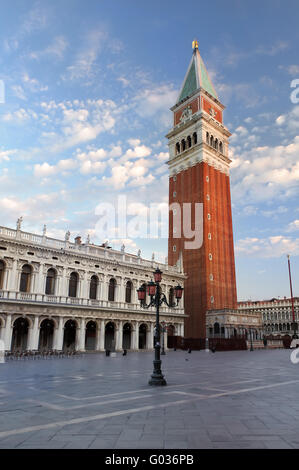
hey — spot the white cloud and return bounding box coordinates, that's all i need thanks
[255,41,289,57]
[261,206,288,218]
[276,115,286,125]
[274,106,299,132]
[4,4,49,53]
[231,135,299,202]
[117,77,130,87]
[80,160,106,175]
[0,149,17,162]
[102,158,155,189]
[34,158,77,177]
[235,125,248,135]
[127,138,141,147]
[284,65,299,75]
[124,145,151,160]
[0,191,68,228]
[3,108,38,122]
[11,85,27,101]
[286,220,299,232]
[34,162,56,177]
[30,36,68,60]
[23,99,118,153]
[63,30,107,82]
[156,152,169,162]
[236,235,299,258]
[133,84,177,127]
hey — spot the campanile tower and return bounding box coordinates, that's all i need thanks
[167,41,237,338]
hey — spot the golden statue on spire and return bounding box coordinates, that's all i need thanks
[192,39,199,50]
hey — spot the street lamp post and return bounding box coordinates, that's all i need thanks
[249,328,254,351]
[287,255,297,339]
[137,268,183,386]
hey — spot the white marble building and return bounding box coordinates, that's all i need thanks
[238,298,299,336]
[0,222,186,353]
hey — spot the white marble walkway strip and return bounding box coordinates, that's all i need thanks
[25,394,153,411]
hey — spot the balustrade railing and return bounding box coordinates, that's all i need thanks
[0,290,184,314]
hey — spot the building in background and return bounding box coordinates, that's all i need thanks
[0,222,185,352]
[239,298,299,337]
[206,308,263,340]
[167,41,237,338]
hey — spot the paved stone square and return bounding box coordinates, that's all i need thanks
[0,349,299,449]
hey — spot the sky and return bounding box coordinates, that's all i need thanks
[0,0,298,301]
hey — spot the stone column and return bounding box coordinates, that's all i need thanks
[115,320,123,351]
[102,276,109,301]
[56,275,62,297]
[8,260,18,291]
[147,323,154,349]
[99,319,105,351]
[28,316,40,350]
[81,272,89,299]
[54,317,64,350]
[3,314,13,350]
[95,321,101,351]
[0,321,4,342]
[131,281,137,304]
[76,318,86,351]
[38,263,45,294]
[60,268,68,297]
[132,321,139,350]
[2,266,10,291]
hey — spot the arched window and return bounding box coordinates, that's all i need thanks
[176,142,180,155]
[214,322,220,335]
[219,141,223,153]
[89,275,98,300]
[193,132,197,145]
[108,278,116,302]
[181,139,186,151]
[210,135,214,147]
[45,268,56,295]
[125,281,132,303]
[169,287,174,307]
[187,136,192,148]
[68,272,78,298]
[20,264,32,293]
[206,132,209,144]
[214,138,218,151]
[0,261,5,289]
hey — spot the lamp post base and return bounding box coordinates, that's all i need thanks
[149,360,167,386]
[149,375,167,386]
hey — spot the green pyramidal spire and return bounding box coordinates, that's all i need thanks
[178,41,218,103]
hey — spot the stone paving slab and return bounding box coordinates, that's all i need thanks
[0,349,299,448]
